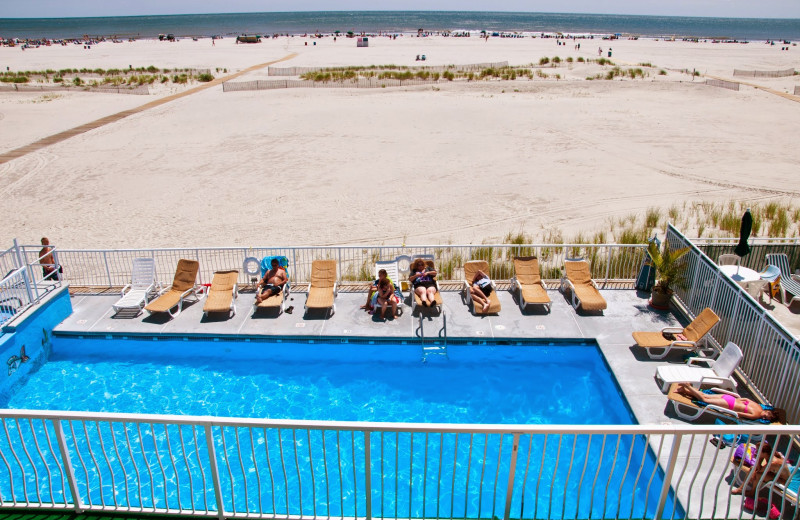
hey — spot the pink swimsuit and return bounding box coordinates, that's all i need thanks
[721,394,750,412]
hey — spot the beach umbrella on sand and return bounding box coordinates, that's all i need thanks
[733,208,752,272]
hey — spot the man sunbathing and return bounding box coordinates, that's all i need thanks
[675,383,780,423]
[255,258,288,304]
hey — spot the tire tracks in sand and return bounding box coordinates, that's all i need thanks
[0,53,297,167]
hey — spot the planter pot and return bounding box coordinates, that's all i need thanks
[649,289,672,310]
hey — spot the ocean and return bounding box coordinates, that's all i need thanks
[1,11,799,41]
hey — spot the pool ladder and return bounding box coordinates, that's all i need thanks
[419,308,448,361]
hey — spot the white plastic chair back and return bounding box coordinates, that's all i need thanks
[766,253,791,277]
[718,254,740,266]
[375,260,400,284]
[714,342,743,379]
[130,258,156,290]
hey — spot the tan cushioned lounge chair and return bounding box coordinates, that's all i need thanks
[305,259,337,317]
[632,308,720,359]
[511,256,551,312]
[666,383,786,425]
[255,284,286,313]
[203,270,238,318]
[560,260,607,312]
[144,259,201,318]
[410,259,443,313]
[463,260,501,315]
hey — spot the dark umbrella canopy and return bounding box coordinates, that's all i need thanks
[734,208,752,258]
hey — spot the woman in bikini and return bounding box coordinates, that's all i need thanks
[675,383,779,423]
[410,258,438,307]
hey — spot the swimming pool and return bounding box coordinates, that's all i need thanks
[0,335,680,518]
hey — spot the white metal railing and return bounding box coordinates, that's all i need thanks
[666,225,800,423]
[688,236,800,274]
[0,240,65,327]
[0,409,798,519]
[29,244,647,289]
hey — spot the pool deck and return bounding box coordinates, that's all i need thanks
[50,284,766,518]
[60,284,723,428]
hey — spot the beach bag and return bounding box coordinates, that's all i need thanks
[733,443,758,466]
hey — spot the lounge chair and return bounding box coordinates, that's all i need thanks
[631,307,720,359]
[654,341,742,393]
[304,259,337,317]
[254,256,290,315]
[766,253,800,308]
[560,259,607,312]
[666,383,786,425]
[202,270,238,319]
[144,259,202,318]
[112,258,158,316]
[511,256,551,312]
[409,256,443,313]
[462,260,501,315]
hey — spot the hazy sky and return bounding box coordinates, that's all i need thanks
[2,0,800,19]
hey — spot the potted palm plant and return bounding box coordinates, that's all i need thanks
[648,241,690,310]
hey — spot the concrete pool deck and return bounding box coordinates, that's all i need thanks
[60,284,736,428]
[46,284,772,518]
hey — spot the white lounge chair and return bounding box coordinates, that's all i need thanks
[766,253,800,308]
[112,258,158,316]
[654,341,742,393]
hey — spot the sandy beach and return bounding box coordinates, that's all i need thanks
[1,35,798,248]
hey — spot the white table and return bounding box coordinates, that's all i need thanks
[719,264,760,282]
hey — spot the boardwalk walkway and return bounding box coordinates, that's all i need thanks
[0,53,297,166]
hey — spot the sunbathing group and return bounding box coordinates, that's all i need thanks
[357,259,495,319]
[727,437,799,518]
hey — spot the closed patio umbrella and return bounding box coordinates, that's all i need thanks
[733,208,752,273]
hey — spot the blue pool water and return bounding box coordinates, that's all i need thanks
[0,336,680,519]
[6,336,632,424]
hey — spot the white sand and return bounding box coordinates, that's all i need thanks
[0,35,798,248]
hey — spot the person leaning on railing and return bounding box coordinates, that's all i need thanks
[38,237,62,281]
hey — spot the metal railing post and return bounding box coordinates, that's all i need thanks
[103,251,113,287]
[204,424,226,519]
[13,239,35,303]
[654,433,682,519]
[54,419,84,513]
[503,433,521,520]
[604,245,612,287]
[365,430,372,520]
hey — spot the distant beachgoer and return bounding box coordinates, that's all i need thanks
[39,237,60,281]
[469,269,493,312]
[598,46,602,56]
[212,38,215,46]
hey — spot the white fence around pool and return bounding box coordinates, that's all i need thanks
[17,243,648,289]
[0,410,798,520]
[666,225,800,425]
[0,240,63,326]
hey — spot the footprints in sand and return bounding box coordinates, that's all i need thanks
[0,151,56,196]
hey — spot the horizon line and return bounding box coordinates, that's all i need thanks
[3,10,800,21]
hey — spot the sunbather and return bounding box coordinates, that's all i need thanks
[361,268,390,312]
[469,269,493,313]
[255,258,288,304]
[731,440,799,520]
[376,277,400,319]
[675,383,780,423]
[410,258,438,307]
